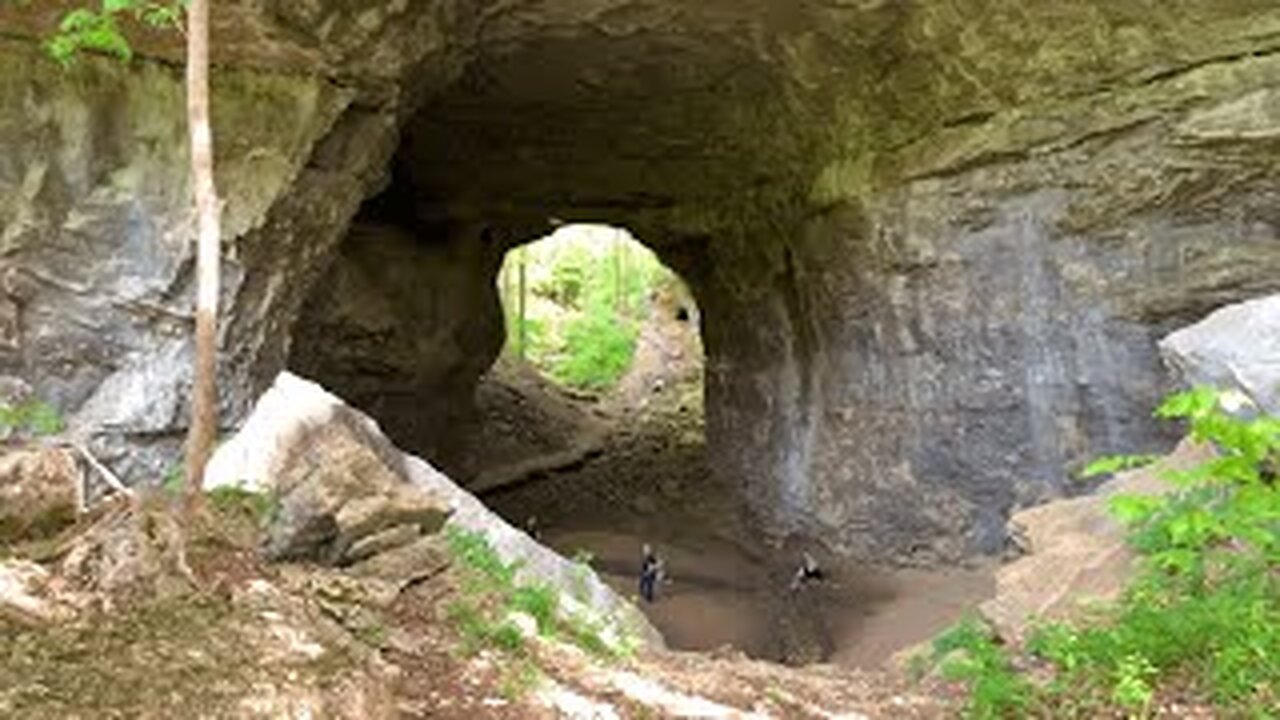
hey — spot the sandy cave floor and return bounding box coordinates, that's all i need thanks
[478,355,996,668]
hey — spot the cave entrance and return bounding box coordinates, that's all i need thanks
[287,187,993,668]
[478,223,810,658]
[495,223,701,397]
[474,221,712,532]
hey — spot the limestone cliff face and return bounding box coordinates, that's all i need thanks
[1,1,1278,562]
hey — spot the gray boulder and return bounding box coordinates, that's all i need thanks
[232,409,452,565]
[1160,294,1280,415]
[205,372,663,650]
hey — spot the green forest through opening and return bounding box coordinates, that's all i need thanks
[497,224,695,393]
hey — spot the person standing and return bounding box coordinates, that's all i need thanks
[640,543,663,603]
[790,551,825,592]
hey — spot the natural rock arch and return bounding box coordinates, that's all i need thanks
[1,1,1278,563]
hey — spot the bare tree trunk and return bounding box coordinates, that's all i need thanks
[517,246,528,361]
[183,0,220,514]
[501,257,514,356]
[613,230,622,315]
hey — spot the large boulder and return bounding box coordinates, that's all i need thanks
[206,372,663,649]
[0,446,79,544]
[978,440,1216,642]
[234,409,452,565]
[1160,294,1280,415]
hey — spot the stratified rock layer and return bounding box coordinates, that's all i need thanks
[2,2,1279,562]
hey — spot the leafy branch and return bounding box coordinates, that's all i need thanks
[46,0,188,66]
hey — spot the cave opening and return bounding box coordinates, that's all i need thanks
[493,223,700,398]
[279,19,1009,663]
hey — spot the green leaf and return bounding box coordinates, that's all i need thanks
[139,3,184,28]
[1108,494,1163,525]
[1155,386,1219,421]
[0,403,18,430]
[25,401,65,436]
[58,8,101,32]
[1082,454,1159,479]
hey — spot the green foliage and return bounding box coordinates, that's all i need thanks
[553,309,637,390]
[927,617,1032,719]
[46,1,187,67]
[498,658,543,701]
[0,399,65,438]
[206,486,278,526]
[445,599,525,655]
[501,227,680,391]
[541,262,585,307]
[510,583,558,635]
[443,526,630,660]
[1028,569,1280,713]
[561,613,619,660]
[161,464,184,494]
[941,386,1280,716]
[1081,453,1159,479]
[1111,387,1280,581]
[446,525,518,590]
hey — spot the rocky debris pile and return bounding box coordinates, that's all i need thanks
[0,446,79,544]
[0,560,71,626]
[206,371,662,649]
[0,443,83,627]
[1160,293,1280,416]
[977,440,1215,642]
[1,551,396,717]
[1,493,222,627]
[463,362,610,495]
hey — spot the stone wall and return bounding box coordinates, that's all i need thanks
[2,0,1278,562]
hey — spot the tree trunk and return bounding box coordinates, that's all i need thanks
[517,246,528,361]
[183,0,220,513]
[613,231,623,315]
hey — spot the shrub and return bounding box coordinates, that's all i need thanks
[443,527,631,659]
[941,387,1280,717]
[551,308,637,390]
[928,617,1033,719]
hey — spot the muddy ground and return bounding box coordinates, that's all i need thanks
[479,302,995,668]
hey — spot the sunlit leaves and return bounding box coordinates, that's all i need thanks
[1108,494,1163,525]
[1083,453,1159,479]
[48,8,131,65]
[46,1,188,66]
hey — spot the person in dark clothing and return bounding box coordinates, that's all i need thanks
[639,543,663,603]
[790,551,825,592]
